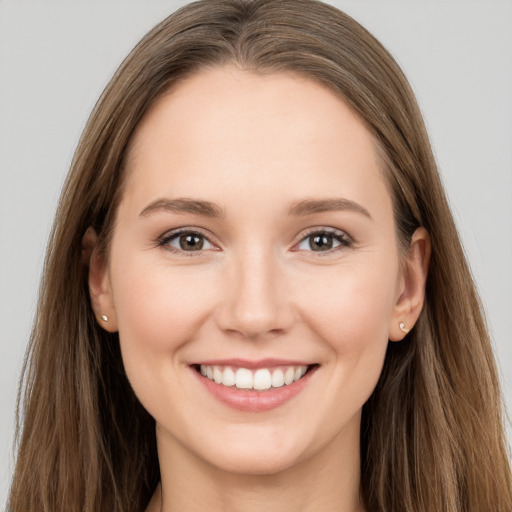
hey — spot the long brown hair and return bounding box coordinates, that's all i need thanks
[9,1,511,510]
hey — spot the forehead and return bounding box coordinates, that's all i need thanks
[121,66,390,219]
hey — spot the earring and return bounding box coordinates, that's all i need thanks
[100,314,109,322]
[399,322,410,334]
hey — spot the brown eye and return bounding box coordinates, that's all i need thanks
[296,230,351,253]
[161,230,214,253]
[178,233,204,251]
[310,234,335,251]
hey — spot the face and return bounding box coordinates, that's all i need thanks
[89,66,427,476]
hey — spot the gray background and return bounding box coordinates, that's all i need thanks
[1,0,511,507]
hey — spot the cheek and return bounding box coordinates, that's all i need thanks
[288,261,398,436]
[293,257,399,409]
[108,254,220,409]
[295,259,398,349]
[111,257,213,351]
[108,252,222,420]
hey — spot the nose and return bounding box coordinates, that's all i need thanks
[215,247,295,340]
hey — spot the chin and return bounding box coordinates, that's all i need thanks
[188,424,317,477]
[209,447,303,477]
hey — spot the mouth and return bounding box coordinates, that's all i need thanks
[193,363,315,391]
[190,361,318,411]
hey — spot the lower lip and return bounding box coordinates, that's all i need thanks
[193,367,316,412]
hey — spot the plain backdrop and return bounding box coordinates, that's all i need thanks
[1,0,511,506]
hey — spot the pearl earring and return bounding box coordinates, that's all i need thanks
[100,314,109,322]
[399,322,410,334]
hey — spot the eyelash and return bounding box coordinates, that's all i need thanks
[294,227,353,255]
[158,228,216,257]
[157,227,353,256]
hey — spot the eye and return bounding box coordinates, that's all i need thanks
[159,229,215,253]
[295,229,351,253]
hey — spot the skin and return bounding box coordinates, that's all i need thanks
[86,66,430,512]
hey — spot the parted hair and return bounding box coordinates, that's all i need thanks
[9,1,512,511]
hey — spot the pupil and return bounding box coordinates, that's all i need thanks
[311,234,333,251]
[180,234,203,250]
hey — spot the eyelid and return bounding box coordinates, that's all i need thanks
[158,227,220,255]
[291,226,353,254]
[156,225,353,256]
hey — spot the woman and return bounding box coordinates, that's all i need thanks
[8,0,512,511]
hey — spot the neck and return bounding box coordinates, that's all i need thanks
[148,421,364,512]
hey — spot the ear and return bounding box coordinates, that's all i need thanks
[82,227,118,332]
[389,227,431,341]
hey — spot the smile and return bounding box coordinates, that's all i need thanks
[199,364,309,391]
[192,361,318,412]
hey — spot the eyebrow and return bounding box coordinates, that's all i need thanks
[138,196,371,220]
[139,198,225,218]
[287,198,372,219]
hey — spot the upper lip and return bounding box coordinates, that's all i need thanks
[189,358,315,369]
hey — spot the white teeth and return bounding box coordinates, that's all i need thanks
[271,369,285,388]
[222,367,236,386]
[253,369,272,390]
[235,368,253,389]
[284,367,295,385]
[199,364,310,391]
[213,366,223,384]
